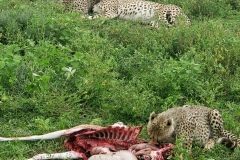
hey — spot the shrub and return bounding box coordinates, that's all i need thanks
[0,44,22,92]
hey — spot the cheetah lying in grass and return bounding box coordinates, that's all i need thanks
[89,0,191,27]
[147,105,240,151]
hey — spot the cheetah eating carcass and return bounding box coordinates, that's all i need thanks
[147,105,240,151]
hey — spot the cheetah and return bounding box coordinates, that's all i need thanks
[61,0,100,14]
[89,0,191,27]
[147,105,240,151]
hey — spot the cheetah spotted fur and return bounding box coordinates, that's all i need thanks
[61,0,100,14]
[90,0,191,26]
[147,105,240,151]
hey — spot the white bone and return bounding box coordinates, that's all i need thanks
[114,150,138,160]
[0,130,67,141]
[88,154,122,160]
[0,124,104,141]
[27,151,83,160]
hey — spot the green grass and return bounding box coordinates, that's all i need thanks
[0,0,240,159]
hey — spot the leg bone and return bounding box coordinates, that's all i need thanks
[27,151,85,160]
[0,130,67,141]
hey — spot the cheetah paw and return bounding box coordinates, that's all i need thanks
[88,16,94,20]
[204,139,215,149]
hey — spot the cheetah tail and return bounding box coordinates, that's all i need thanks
[183,13,191,25]
[217,137,238,150]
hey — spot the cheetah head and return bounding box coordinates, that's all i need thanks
[147,112,176,145]
[92,2,105,15]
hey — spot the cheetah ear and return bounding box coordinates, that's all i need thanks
[149,112,157,121]
[166,118,173,126]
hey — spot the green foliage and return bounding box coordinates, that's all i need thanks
[226,0,240,11]
[0,0,240,159]
[173,137,192,160]
[185,0,231,18]
[0,44,22,92]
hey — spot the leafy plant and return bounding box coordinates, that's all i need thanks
[0,44,22,91]
[62,67,76,80]
[173,136,192,160]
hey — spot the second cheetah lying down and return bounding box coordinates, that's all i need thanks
[90,0,191,27]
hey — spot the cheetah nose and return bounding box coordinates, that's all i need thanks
[157,141,162,145]
[149,141,160,146]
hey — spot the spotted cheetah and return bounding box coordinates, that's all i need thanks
[61,0,100,14]
[89,0,190,26]
[147,105,240,151]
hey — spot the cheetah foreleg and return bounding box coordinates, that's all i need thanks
[184,137,193,151]
[150,21,159,28]
[89,11,119,20]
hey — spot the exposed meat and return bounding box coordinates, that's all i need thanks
[89,150,138,160]
[90,147,113,155]
[0,122,174,160]
[64,125,143,156]
[134,143,174,160]
[129,143,160,153]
